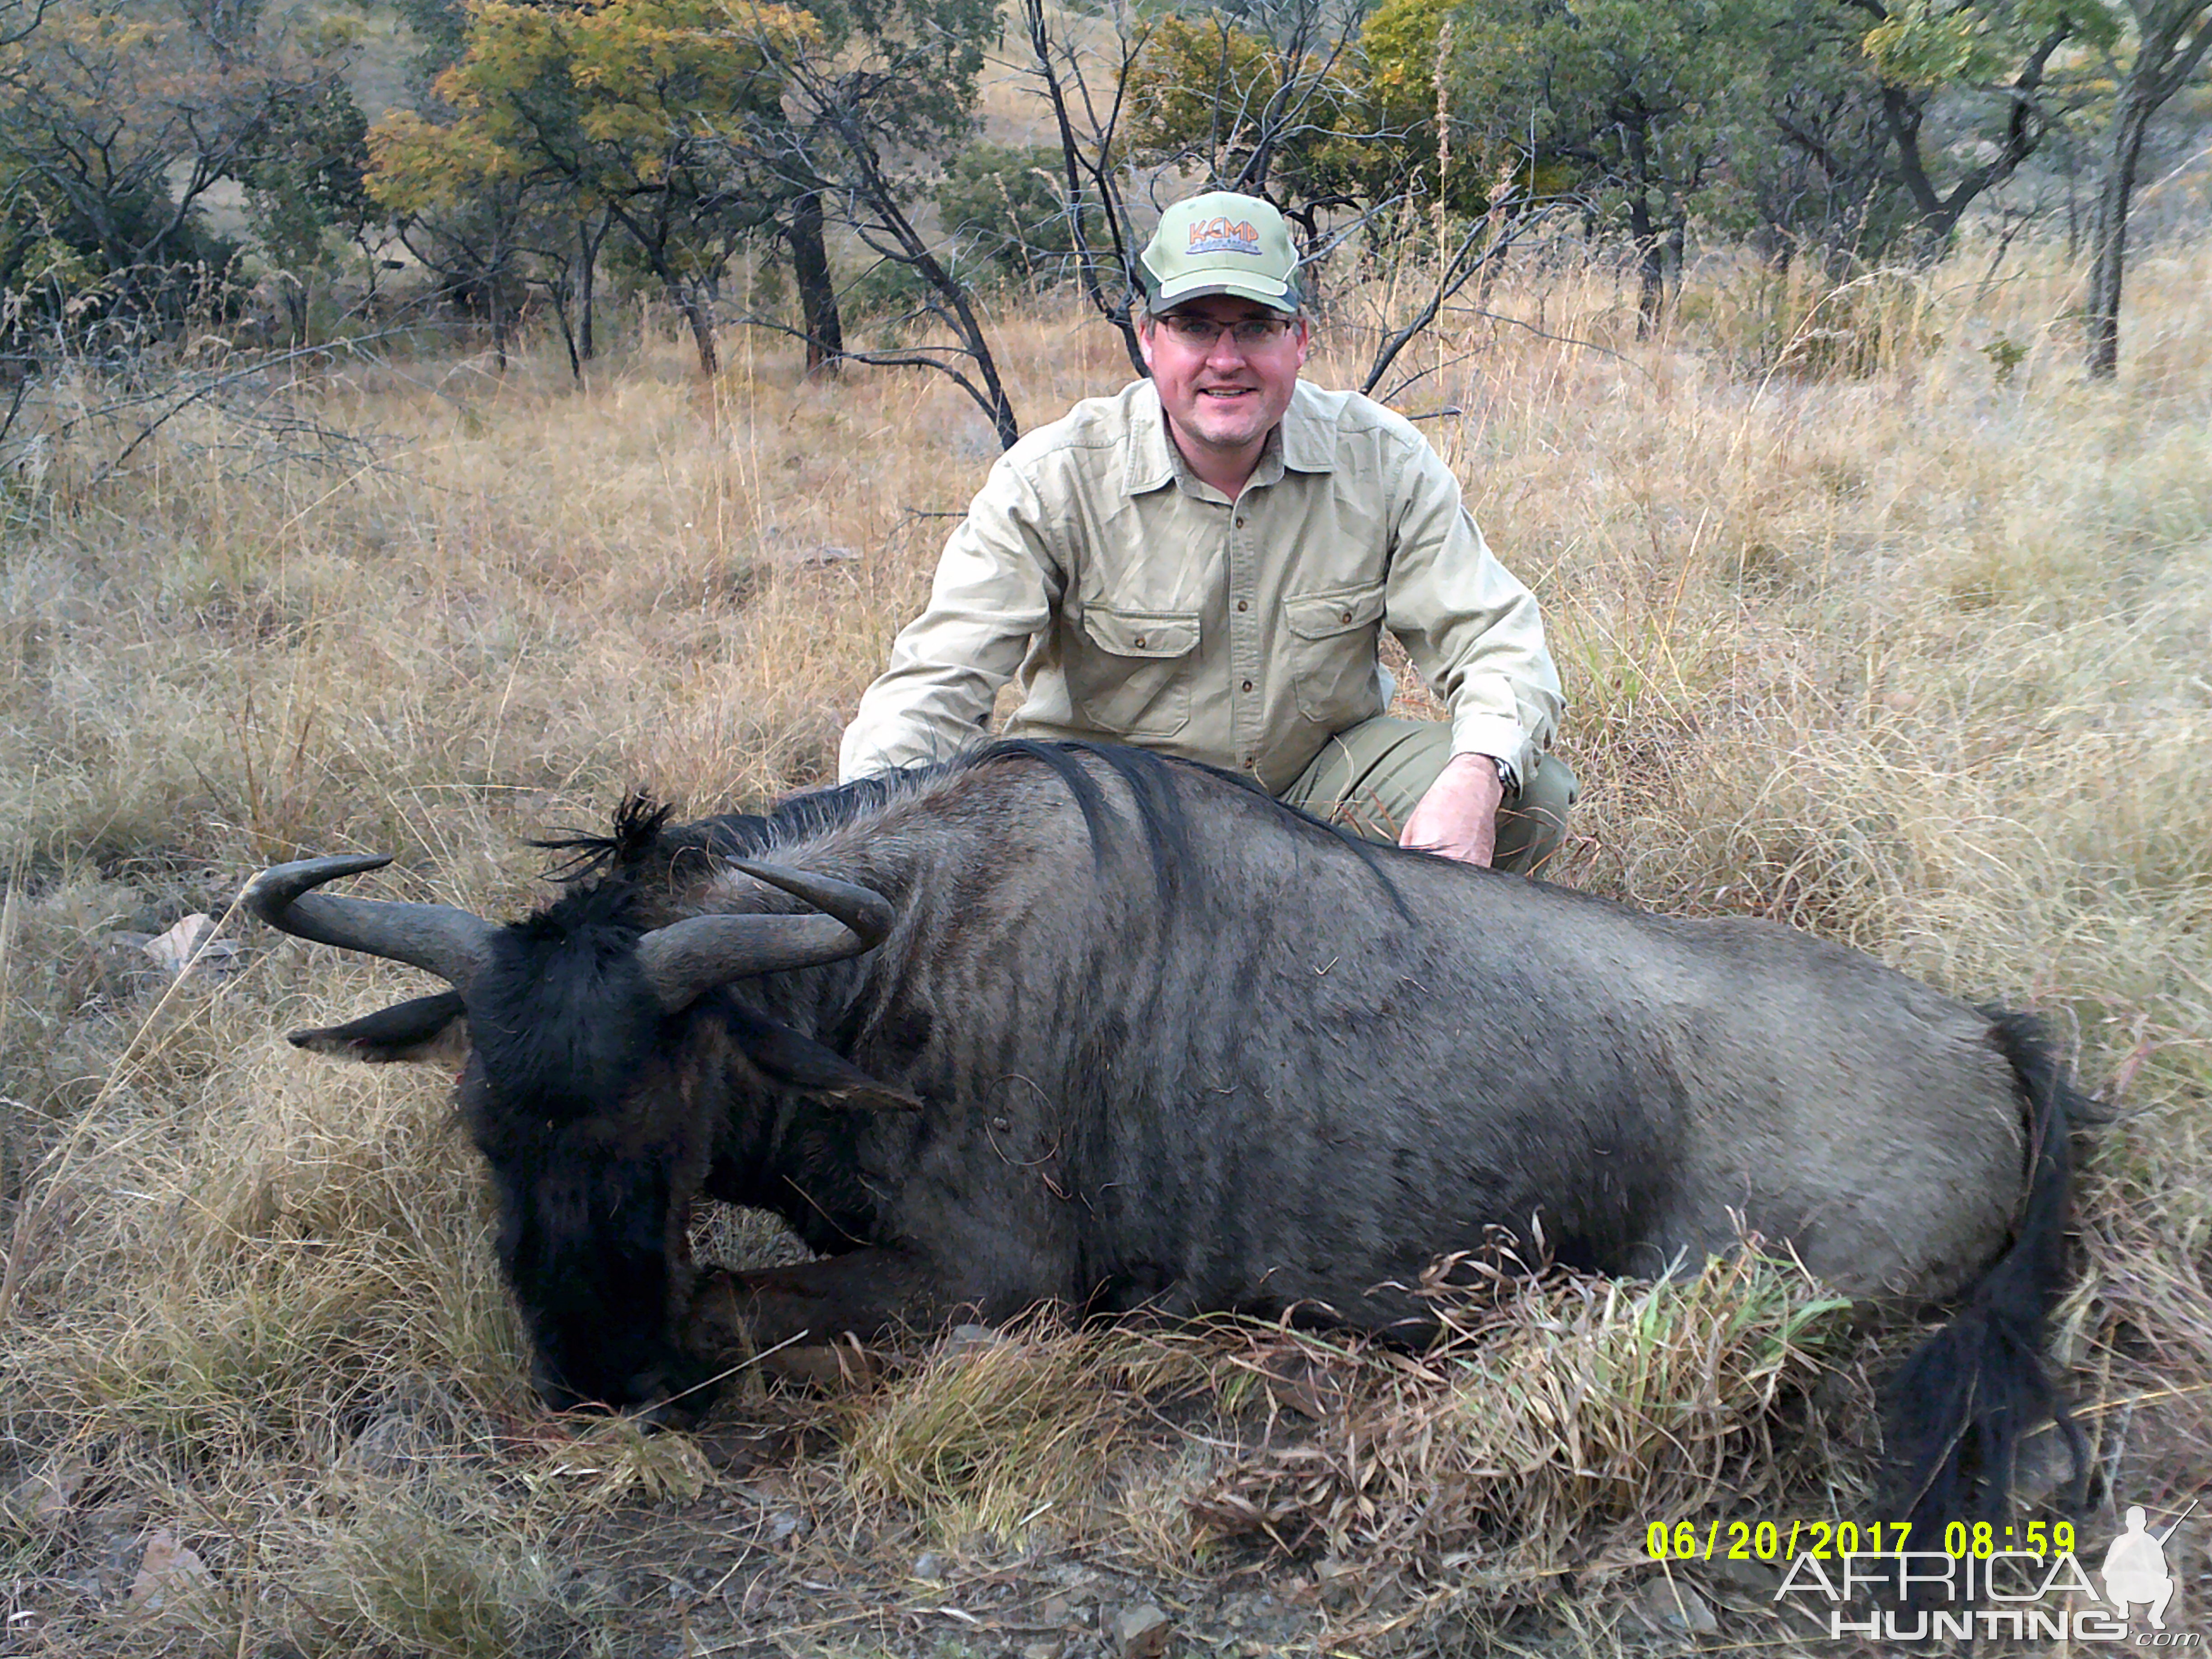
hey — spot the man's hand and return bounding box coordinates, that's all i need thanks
[1399,752,1505,866]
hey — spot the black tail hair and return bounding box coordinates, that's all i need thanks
[1882,1010,2085,1536]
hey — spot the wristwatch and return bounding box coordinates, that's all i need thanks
[1487,754,1518,797]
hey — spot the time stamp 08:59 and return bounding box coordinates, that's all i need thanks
[1646,1518,2079,1563]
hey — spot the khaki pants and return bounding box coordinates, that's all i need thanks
[1281,716,1578,876]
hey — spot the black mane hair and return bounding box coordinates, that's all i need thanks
[532,793,678,881]
[534,739,1409,913]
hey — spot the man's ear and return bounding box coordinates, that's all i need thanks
[289,991,470,1067]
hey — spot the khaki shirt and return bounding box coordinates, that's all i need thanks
[839,378,1562,795]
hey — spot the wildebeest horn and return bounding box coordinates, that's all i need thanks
[633,859,893,1012]
[729,859,895,942]
[242,854,497,994]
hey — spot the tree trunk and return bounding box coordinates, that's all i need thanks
[490,280,509,373]
[2084,2,2212,378]
[675,279,719,376]
[2086,96,2154,379]
[787,190,844,377]
[1619,109,1665,337]
[577,213,605,364]
[550,282,582,383]
[1627,189,1664,337]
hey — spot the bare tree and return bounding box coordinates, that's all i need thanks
[2084,0,2212,376]
[0,0,52,47]
[0,0,355,326]
[1017,0,1558,401]
[1016,0,1152,376]
[726,0,1015,443]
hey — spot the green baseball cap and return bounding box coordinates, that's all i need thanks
[1139,191,1301,315]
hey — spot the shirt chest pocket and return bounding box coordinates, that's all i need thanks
[1283,580,1388,725]
[1067,604,1201,740]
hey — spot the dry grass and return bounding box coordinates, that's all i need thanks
[0,225,2207,1655]
[841,1319,1134,1548]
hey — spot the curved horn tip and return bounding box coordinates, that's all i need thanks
[242,853,394,909]
[727,858,893,927]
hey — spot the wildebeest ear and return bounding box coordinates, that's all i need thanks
[727,1006,922,1112]
[289,990,471,1067]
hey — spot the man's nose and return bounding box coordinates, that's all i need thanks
[1204,329,1252,366]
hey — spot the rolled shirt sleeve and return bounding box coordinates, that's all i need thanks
[1382,437,1562,785]
[838,456,1064,780]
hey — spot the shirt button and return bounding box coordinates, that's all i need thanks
[1236,600,1248,612]
[1133,635,1146,648]
[1242,679,1254,692]
[1340,609,1354,623]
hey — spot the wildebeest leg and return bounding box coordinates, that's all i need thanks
[683,1251,974,1361]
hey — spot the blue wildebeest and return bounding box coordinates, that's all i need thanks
[244,740,2078,1529]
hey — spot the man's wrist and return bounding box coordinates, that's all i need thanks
[1458,750,1517,796]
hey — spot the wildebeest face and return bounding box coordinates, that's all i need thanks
[244,852,912,1412]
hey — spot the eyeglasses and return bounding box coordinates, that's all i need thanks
[1154,313,1298,349]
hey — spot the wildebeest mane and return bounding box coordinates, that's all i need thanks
[534,739,1406,912]
[971,740,1411,916]
[531,792,679,882]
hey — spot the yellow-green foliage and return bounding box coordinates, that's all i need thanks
[367,0,819,219]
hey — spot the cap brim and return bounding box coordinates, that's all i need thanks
[1150,270,1299,314]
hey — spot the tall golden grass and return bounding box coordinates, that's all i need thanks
[0,231,2207,1655]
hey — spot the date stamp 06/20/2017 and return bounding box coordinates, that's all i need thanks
[1645,1516,2077,1564]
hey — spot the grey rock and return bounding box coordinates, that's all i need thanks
[1631,1576,1719,1636]
[1113,1603,1172,1659]
[766,1511,807,1543]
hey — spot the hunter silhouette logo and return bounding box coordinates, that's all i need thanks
[1186,216,1263,256]
[2103,1501,2194,1631]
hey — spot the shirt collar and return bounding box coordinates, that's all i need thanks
[1278,381,1338,474]
[1123,380,1178,495]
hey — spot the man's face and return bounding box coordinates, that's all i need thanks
[1137,294,1311,472]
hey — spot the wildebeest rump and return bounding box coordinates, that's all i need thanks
[244,740,2077,1529]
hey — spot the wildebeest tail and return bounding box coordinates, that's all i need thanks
[1883,1010,2084,1538]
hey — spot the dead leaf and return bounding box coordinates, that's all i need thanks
[141,915,240,980]
[128,1528,212,1613]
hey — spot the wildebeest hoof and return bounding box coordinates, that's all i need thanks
[759,1339,882,1391]
[628,1392,708,1431]
[681,1272,885,1390]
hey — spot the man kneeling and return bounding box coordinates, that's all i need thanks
[839,191,1574,872]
